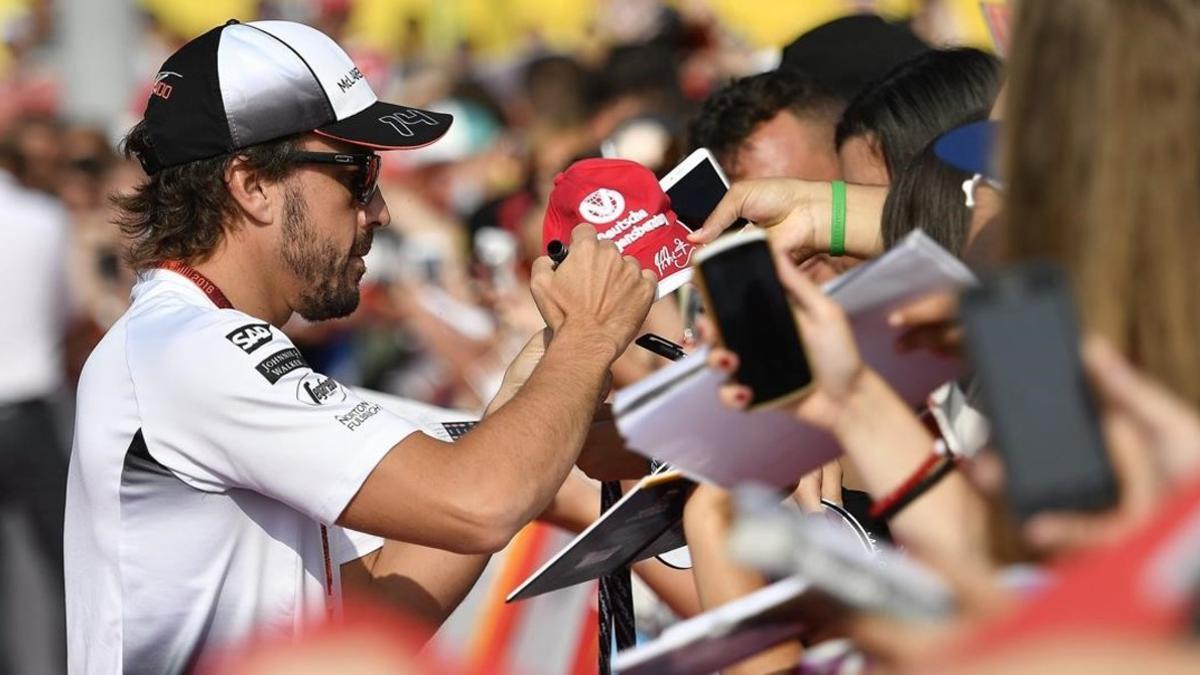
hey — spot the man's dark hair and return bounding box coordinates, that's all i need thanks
[881,135,976,256]
[113,121,299,271]
[687,70,842,167]
[835,48,1001,179]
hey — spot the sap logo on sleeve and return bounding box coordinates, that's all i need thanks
[255,348,307,384]
[225,323,273,354]
[297,373,346,406]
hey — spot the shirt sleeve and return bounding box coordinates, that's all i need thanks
[128,306,419,525]
[329,526,385,565]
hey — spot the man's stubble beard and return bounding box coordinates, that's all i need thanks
[280,185,363,321]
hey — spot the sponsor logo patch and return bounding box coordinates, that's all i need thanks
[378,109,439,137]
[151,71,181,100]
[336,401,382,431]
[336,67,364,93]
[225,323,273,354]
[255,348,307,384]
[579,188,625,225]
[297,373,346,406]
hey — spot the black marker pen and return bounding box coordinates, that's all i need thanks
[547,240,568,268]
[635,333,687,361]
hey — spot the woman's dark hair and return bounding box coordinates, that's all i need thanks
[113,120,299,271]
[881,137,974,256]
[835,47,1001,179]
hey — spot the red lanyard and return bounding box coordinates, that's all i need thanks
[156,260,338,611]
[155,260,234,310]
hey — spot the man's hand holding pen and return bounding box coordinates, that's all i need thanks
[530,223,657,362]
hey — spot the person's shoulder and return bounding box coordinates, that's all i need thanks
[76,312,134,396]
[126,296,298,386]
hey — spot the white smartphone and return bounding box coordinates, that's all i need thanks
[659,148,747,232]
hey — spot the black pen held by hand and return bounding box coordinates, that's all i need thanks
[635,333,687,361]
[547,240,568,268]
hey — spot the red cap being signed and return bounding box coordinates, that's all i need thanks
[542,158,696,293]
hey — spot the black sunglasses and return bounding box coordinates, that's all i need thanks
[291,151,381,205]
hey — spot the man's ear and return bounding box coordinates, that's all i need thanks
[225,156,276,225]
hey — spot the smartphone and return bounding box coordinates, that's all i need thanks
[960,262,1118,521]
[659,148,748,233]
[693,230,812,408]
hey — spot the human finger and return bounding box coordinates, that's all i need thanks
[888,290,959,329]
[689,182,753,244]
[821,460,843,505]
[529,256,563,328]
[718,383,752,409]
[964,450,1005,497]
[1084,335,1195,434]
[792,469,825,513]
[569,222,599,244]
[707,347,738,374]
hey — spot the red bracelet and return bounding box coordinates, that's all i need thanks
[869,440,954,521]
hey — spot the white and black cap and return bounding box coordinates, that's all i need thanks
[138,19,452,174]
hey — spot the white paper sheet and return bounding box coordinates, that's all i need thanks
[614,231,975,489]
[614,576,813,675]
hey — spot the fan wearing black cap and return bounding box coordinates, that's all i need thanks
[63,20,655,674]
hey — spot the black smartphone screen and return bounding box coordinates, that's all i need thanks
[666,159,747,232]
[961,263,1118,520]
[697,235,811,407]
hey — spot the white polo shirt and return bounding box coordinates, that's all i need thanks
[64,269,418,674]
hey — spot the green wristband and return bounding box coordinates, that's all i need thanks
[830,180,847,256]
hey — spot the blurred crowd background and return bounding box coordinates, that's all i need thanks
[0,0,1003,409]
[0,1,1007,673]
